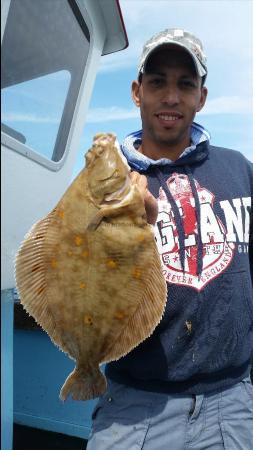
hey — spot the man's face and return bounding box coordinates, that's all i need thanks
[132,47,208,158]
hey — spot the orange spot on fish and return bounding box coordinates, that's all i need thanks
[75,236,83,246]
[79,282,86,289]
[114,311,125,320]
[81,250,89,258]
[106,259,117,269]
[132,268,141,279]
[51,258,58,268]
[57,210,65,219]
[84,315,93,326]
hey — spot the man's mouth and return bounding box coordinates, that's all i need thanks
[156,112,183,122]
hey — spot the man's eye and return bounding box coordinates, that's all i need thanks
[180,80,196,88]
[149,78,163,86]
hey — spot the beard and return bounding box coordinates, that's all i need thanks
[145,121,191,149]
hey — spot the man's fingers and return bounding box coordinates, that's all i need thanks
[144,189,158,225]
[129,171,158,224]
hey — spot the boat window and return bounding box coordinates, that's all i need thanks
[1,0,90,166]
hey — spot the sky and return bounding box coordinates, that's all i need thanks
[73,0,253,177]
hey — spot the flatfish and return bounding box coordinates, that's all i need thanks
[15,133,167,401]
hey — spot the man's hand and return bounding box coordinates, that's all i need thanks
[129,171,158,225]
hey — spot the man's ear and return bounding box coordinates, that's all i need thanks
[197,86,208,112]
[131,80,141,107]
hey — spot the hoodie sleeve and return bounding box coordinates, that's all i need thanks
[247,158,253,287]
[249,203,253,287]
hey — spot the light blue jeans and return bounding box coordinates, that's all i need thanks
[87,376,253,450]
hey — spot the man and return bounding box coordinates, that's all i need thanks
[87,28,253,449]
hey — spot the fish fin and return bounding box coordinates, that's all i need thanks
[87,210,104,230]
[88,185,145,230]
[87,204,121,230]
[14,211,62,346]
[102,242,167,362]
[60,366,107,401]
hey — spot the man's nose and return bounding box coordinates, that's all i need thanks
[162,86,180,105]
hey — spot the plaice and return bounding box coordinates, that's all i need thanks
[15,133,167,401]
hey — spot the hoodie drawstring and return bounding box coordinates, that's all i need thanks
[154,166,203,277]
[185,165,203,277]
[154,168,186,273]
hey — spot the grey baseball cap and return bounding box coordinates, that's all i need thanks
[138,28,207,77]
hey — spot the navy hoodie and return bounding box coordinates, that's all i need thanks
[105,123,253,395]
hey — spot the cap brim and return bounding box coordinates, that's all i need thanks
[140,41,207,77]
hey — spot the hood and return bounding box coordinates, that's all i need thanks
[120,122,210,171]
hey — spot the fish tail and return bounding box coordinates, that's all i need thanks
[59,365,107,401]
